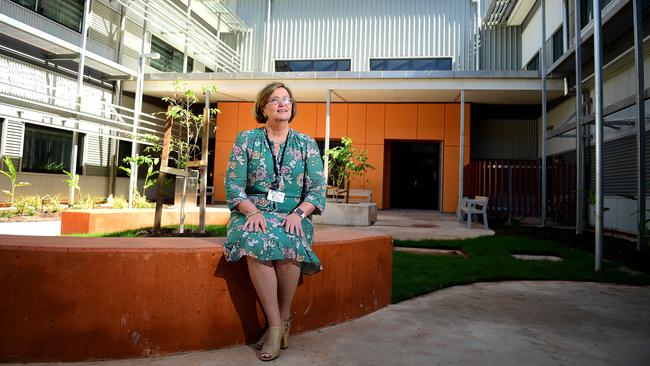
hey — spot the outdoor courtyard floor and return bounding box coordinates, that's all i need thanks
[9,281,650,366]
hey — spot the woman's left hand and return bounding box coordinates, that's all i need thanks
[281,213,304,237]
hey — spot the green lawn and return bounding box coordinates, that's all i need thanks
[392,235,650,304]
[71,224,227,237]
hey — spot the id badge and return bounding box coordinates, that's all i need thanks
[267,189,286,203]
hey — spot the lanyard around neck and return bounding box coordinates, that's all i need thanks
[264,129,291,187]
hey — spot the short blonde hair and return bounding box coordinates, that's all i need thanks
[253,82,297,124]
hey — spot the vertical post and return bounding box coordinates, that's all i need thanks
[70,0,92,205]
[541,0,548,226]
[459,90,465,217]
[264,0,272,71]
[508,164,513,224]
[324,89,331,180]
[129,0,150,209]
[199,90,210,233]
[633,0,646,250]
[153,110,173,234]
[593,0,604,271]
[575,0,584,234]
[183,0,193,73]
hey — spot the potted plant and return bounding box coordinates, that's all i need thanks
[324,136,373,203]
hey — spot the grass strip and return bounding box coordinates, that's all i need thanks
[392,235,650,304]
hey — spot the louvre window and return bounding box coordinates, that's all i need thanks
[369,58,452,71]
[150,35,193,73]
[21,125,83,174]
[275,59,351,72]
[526,53,539,71]
[552,27,564,63]
[12,0,85,33]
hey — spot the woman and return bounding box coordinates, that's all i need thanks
[223,82,326,361]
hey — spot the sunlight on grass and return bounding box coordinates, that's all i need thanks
[392,236,650,304]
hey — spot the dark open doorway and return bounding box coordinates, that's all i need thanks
[389,141,440,210]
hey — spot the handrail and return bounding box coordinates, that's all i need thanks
[116,0,242,72]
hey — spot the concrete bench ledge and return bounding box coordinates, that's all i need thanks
[0,228,392,363]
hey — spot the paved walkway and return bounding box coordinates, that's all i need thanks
[17,281,650,366]
[0,220,61,236]
[317,208,494,240]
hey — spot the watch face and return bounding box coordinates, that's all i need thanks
[294,208,305,218]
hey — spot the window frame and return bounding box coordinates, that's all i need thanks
[368,57,453,71]
[274,59,352,72]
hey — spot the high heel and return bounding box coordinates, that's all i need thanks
[281,317,292,349]
[259,325,283,361]
[256,317,292,350]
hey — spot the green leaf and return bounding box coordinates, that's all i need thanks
[16,182,31,187]
[2,190,11,195]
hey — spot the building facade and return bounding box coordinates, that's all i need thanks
[0,0,647,236]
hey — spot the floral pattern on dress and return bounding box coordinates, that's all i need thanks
[224,127,327,275]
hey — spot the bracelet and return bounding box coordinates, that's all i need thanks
[245,210,261,219]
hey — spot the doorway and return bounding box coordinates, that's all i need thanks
[389,142,440,210]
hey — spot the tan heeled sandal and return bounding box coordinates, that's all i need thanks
[259,325,283,361]
[256,317,292,350]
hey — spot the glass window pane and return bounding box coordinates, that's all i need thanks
[385,59,410,71]
[275,60,290,71]
[411,59,436,70]
[314,60,337,71]
[337,59,351,71]
[370,59,386,71]
[11,0,37,10]
[42,0,84,33]
[436,58,453,70]
[288,60,312,71]
[21,125,72,173]
[552,29,563,62]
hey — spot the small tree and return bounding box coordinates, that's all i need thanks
[63,170,81,201]
[324,137,374,203]
[1,156,31,206]
[120,155,159,198]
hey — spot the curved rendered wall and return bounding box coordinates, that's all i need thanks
[0,228,392,362]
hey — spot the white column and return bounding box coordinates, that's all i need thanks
[324,89,331,178]
[458,90,465,217]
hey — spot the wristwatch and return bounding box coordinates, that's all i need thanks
[292,207,306,219]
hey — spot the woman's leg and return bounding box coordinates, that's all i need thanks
[246,256,281,327]
[274,260,301,321]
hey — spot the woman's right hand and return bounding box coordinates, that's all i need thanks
[243,211,267,233]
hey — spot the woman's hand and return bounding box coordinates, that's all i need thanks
[243,211,267,233]
[281,213,304,237]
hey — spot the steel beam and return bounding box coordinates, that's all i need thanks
[633,0,646,250]
[575,0,584,234]
[541,0,548,226]
[593,0,604,271]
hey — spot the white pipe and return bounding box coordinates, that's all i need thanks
[593,0,604,271]
[459,90,465,217]
[324,89,331,179]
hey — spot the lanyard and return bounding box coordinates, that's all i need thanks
[264,129,291,189]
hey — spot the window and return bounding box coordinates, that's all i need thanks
[275,59,351,72]
[580,0,614,28]
[525,53,539,71]
[552,27,564,63]
[21,125,83,174]
[12,0,85,32]
[369,58,452,71]
[150,35,193,73]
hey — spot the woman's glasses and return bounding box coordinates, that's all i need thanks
[267,96,293,106]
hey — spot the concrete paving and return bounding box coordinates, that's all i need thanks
[316,208,494,240]
[0,220,61,236]
[16,281,650,366]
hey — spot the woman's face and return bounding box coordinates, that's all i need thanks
[263,87,293,123]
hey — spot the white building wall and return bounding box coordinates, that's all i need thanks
[521,0,564,67]
[236,0,479,72]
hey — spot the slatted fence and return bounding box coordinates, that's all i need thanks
[463,160,576,223]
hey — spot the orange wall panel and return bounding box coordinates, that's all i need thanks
[366,104,385,144]
[443,103,471,147]
[215,103,238,142]
[347,104,367,144]
[213,141,233,202]
[365,144,385,209]
[317,103,348,139]
[237,102,258,132]
[417,104,445,140]
[385,104,417,140]
[347,143,367,189]
[291,103,317,136]
[442,145,460,213]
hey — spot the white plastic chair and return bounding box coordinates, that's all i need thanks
[459,195,489,229]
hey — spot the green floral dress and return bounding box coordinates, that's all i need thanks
[224,127,326,275]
